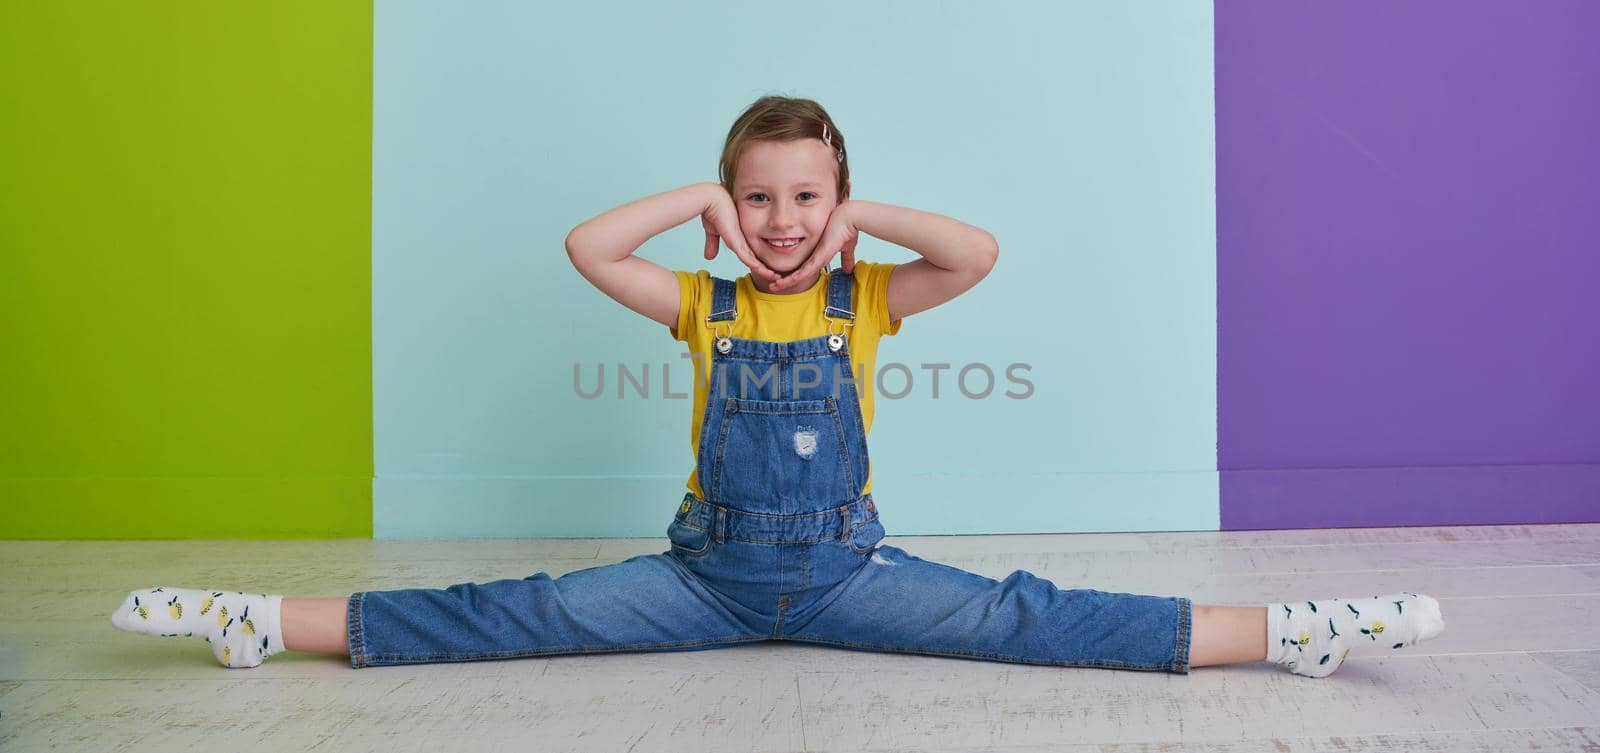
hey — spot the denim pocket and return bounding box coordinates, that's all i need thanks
[667,518,713,558]
[847,516,885,554]
[711,397,857,508]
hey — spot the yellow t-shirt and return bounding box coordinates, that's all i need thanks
[670,261,902,500]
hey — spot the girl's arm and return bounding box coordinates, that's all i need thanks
[566,182,760,329]
[846,201,999,320]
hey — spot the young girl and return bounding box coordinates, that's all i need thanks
[111,95,1444,679]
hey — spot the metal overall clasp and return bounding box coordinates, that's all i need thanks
[706,309,736,354]
[823,309,854,352]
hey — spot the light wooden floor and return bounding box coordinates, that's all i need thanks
[3,522,1599,752]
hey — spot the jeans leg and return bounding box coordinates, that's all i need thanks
[786,544,1192,674]
[347,552,767,668]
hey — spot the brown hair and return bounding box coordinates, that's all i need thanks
[718,95,850,202]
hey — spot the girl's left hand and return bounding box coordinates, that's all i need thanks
[771,200,861,291]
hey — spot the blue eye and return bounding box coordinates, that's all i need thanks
[748,192,819,202]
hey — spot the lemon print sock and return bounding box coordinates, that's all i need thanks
[110,587,284,668]
[1265,592,1445,678]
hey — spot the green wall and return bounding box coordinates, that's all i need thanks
[1,2,373,539]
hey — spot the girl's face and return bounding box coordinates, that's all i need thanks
[733,139,847,280]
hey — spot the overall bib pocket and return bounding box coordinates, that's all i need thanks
[711,397,856,506]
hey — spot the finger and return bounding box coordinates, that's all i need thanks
[740,241,778,281]
[808,240,839,283]
[729,232,777,281]
[770,250,810,290]
[779,245,834,290]
[713,217,763,276]
[841,236,858,273]
[779,230,835,289]
[704,229,718,260]
[808,232,841,278]
[744,251,778,282]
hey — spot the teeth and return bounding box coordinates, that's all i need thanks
[769,239,800,247]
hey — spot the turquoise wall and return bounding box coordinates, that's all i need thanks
[373,1,1217,538]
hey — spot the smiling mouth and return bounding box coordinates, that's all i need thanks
[764,237,804,253]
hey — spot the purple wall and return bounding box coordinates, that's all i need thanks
[1216,2,1600,529]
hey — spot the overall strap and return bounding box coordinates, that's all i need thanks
[707,277,737,323]
[824,267,855,322]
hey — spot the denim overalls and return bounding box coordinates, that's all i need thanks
[347,270,1193,673]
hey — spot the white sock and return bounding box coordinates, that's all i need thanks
[1265,592,1444,678]
[110,587,285,668]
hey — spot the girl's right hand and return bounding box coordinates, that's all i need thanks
[701,184,778,282]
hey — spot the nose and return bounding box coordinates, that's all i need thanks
[770,200,795,231]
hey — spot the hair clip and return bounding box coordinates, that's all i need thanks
[823,124,842,162]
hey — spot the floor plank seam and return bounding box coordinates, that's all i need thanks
[1217,564,1600,575]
